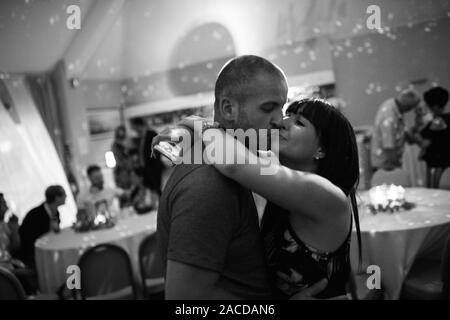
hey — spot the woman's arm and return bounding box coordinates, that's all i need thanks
[204,129,349,222]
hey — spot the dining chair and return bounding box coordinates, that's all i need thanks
[138,233,165,299]
[371,168,412,187]
[438,168,450,190]
[401,233,450,300]
[78,244,137,300]
[0,266,27,300]
[347,270,384,300]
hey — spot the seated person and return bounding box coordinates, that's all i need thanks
[19,186,66,268]
[77,165,123,219]
[128,167,159,214]
[0,193,21,269]
[1,193,38,295]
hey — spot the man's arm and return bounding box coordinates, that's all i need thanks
[165,260,242,299]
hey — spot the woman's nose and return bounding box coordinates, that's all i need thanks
[281,116,292,129]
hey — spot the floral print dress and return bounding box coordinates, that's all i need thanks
[261,202,352,299]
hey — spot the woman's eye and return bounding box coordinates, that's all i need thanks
[295,120,304,126]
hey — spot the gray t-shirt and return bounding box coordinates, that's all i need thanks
[157,164,271,299]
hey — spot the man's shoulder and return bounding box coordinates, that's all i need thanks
[22,203,45,223]
[377,99,395,117]
[164,165,240,195]
[28,203,45,214]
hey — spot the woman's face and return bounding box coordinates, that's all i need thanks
[278,113,322,168]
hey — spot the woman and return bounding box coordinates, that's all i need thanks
[153,98,361,299]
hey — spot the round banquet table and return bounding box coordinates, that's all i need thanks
[34,211,157,294]
[350,188,450,300]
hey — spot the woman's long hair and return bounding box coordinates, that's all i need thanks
[286,98,362,269]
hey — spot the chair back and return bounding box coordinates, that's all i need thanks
[0,266,27,300]
[78,244,136,299]
[441,234,450,299]
[138,234,164,291]
[438,168,450,190]
[371,168,412,187]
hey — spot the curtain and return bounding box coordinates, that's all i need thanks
[26,74,65,163]
[0,77,77,228]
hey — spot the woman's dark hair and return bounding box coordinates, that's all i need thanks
[286,98,362,268]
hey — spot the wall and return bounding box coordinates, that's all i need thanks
[333,16,450,127]
[80,78,124,187]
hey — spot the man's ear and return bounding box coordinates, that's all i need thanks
[219,96,239,122]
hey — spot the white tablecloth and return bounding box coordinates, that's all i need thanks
[35,212,157,294]
[351,188,450,299]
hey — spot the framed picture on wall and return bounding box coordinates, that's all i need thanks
[87,107,123,140]
[142,105,213,131]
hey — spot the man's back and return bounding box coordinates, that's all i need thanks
[371,98,405,169]
[157,164,271,299]
[19,203,52,267]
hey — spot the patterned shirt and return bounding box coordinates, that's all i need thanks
[371,98,406,169]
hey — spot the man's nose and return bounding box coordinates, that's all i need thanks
[271,111,283,129]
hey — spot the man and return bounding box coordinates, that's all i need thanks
[371,88,421,171]
[130,118,165,195]
[77,165,122,216]
[157,55,289,299]
[19,185,66,267]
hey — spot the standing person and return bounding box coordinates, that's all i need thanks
[19,186,66,268]
[130,118,165,195]
[419,86,450,187]
[156,55,337,300]
[111,125,133,170]
[370,88,421,171]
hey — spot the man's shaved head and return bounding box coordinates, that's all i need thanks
[214,55,287,124]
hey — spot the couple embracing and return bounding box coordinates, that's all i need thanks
[155,55,361,300]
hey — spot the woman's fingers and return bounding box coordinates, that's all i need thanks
[302,278,328,297]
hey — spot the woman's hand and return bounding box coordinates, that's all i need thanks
[151,115,219,161]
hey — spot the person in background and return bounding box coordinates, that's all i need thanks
[0,193,21,268]
[19,186,66,268]
[419,86,450,187]
[77,165,123,218]
[111,125,133,170]
[113,166,133,208]
[1,193,37,295]
[371,88,422,171]
[129,167,159,214]
[130,118,165,195]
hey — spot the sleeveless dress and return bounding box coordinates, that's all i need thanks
[261,202,352,299]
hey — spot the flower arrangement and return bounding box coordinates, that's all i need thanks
[367,184,413,214]
[72,200,116,232]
